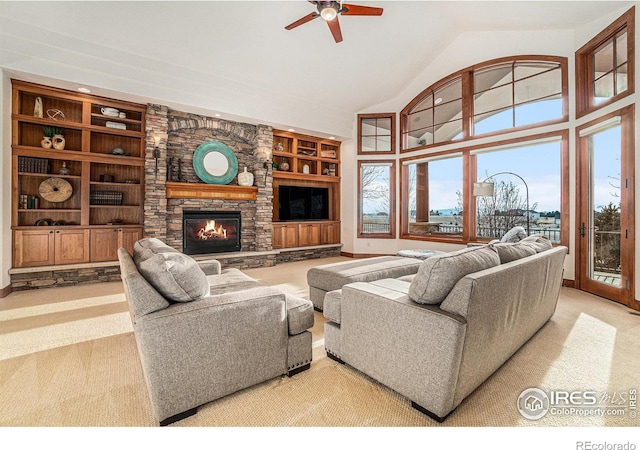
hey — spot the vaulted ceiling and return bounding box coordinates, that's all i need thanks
[0,1,632,138]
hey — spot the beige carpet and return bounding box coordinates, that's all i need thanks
[1,256,639,430]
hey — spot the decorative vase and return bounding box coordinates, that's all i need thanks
[41,137,52,149]
[238,167,254,186]
[34,97,43,118]
[58,162,70,175]
[279,161,290,171]
[52,134,66,150]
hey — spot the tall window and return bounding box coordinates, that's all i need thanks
[473,138,564,244]
[402,154,464,240]
[576,7,634,116]
[358,161,396,238]
[400,57,567,152]
[358,113,396,154]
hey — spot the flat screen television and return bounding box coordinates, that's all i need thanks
[279,185,329,221]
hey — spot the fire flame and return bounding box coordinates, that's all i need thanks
[197,220,227,240]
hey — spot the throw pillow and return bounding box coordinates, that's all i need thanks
[492,242,536,263]
[137,251,209,302]
[133,238,179,264]
[500,226,527,243]
[408,245,501,305]
[520,234,553,253]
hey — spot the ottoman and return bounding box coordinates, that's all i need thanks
[306,256,422,311]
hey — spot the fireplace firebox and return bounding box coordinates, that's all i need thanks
[183,210,241,255]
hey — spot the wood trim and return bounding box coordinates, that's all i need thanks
[340,252,392,259]
[165,182,258,201]
[575,6,635,118]
[357,160,396,239]
[357,112,396,155]
[0,284,12,298]
[562,279,575,288]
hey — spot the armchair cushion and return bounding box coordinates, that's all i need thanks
[409,245,500,305]
[286,295,314,335]
[137,251,209,302]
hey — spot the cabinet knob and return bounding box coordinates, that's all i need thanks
[49,231,54,234]
[55,230,59,234]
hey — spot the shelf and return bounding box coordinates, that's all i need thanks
[19,209,81,213]
[12,80,146,266]
[273,171,340,183]
[19,172,81,179]
[166,182,258,200]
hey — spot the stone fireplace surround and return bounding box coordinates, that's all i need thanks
[144,105,340,270]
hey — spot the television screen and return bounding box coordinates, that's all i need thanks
[279,185,329,221]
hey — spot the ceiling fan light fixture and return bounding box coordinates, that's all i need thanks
[320,6,338,21]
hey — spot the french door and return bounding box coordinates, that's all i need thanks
[576,106,636,309]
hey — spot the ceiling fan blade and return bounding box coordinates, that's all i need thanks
[326,16,343,43]
[285,12,319,30]
[341,4,383,16]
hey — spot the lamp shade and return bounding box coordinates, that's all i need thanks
[473,181,495,197]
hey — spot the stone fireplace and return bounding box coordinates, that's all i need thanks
[182,210,242,255]
[143,105,275,268]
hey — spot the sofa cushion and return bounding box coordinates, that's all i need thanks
[409,245,501,305]
[492,242,537,263]
[501,226,527,243]
[133,237,179,265]
[520,234,553,253]
[137,251,209,302]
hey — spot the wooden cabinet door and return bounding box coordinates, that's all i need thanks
[119,228,142,255]
[55,229,90,264]
[273,223,298,248]
[321,222,341,244]
[90,228,120,262]
[13,230,55,267]
[299,223,321,246]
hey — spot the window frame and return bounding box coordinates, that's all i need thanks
[357,113,396,155]
[575,7,635,118]
[400,56,568,153]
[400,151,469,243]
[357,159,397,239]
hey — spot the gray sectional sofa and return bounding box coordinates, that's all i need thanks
[118,238,314,426]
[323,237,567,421]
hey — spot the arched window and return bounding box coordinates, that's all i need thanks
[401,56,567,152]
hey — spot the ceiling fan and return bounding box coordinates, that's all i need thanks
[285,1,384,43]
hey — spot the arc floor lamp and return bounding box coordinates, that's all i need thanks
[472,171,530,235]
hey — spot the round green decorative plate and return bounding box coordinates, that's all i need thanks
[193,141,238,185]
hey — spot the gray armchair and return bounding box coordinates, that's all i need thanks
[118,238,313,425]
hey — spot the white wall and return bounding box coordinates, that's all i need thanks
[343,3,639,291]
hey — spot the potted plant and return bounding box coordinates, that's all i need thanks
[51,127,65,150]
[41,126,55,149]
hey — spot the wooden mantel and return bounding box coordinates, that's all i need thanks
[165,182,258,201]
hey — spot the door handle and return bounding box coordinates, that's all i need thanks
[578,223,585,237]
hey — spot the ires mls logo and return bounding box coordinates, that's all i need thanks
[517,388,638,420]
[518,388,550,420]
